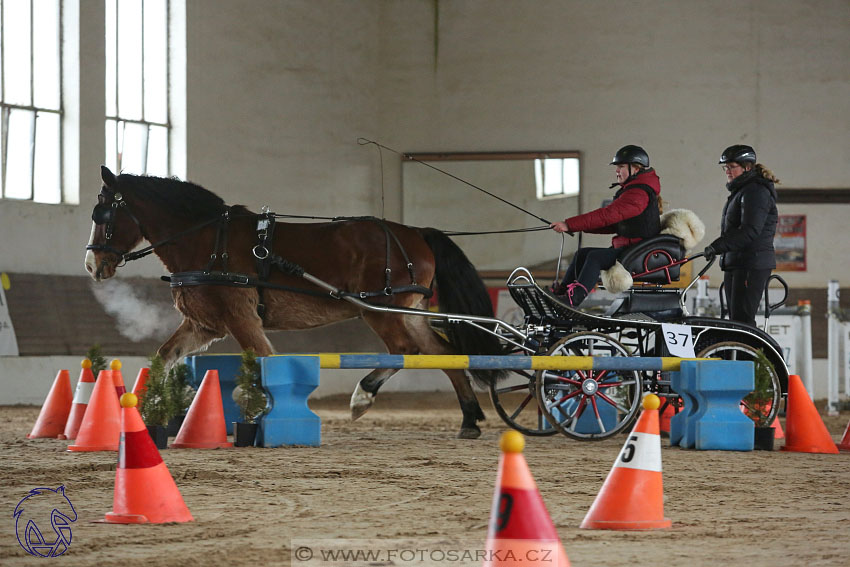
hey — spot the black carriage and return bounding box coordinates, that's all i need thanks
[488,234,790,441]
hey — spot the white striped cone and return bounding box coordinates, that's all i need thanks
[580,394,671,530]
[58,362,97,440]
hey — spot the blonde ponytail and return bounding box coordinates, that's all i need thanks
[755,163,780,184]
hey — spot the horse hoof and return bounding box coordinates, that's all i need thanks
[350,384,374,421]
[457,427,481,440]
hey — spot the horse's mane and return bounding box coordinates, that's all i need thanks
[116,173,250,219]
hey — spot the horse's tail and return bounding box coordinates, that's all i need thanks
[419,228,507,387]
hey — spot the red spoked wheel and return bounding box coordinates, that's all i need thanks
[534,332,643,440]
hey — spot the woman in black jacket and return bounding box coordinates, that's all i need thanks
[703,145,780,326]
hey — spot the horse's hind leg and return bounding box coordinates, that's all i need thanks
[443,368,486,439]
[359,311,486,439]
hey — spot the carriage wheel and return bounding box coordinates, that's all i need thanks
[489,370,559,436]
[696,341,782,426]
[534,332,643,441]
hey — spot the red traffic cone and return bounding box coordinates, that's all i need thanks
[102,393,194,524]
[27,370,73,438]
[171,370,232,449]
[59,360,97,440]
[110,359,126,398]
[837,420,850,451]
[67,370,121,452]
[483,431,570,567]
[131,367,150,396]
[580,394,672,530]
[781,374,839,454]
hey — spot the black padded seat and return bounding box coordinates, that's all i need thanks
[618,234,685,284]
[607,289,683,320]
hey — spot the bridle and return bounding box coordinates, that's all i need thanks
[85,187,145,263]
[86,185,224,265]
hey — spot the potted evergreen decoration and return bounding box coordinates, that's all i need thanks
[743,349,777,451]
[166,362,195,436]
[138,354,174,449]
[86,344,108,380]
[232,349,267,447]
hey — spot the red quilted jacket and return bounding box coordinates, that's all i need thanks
[564,169,661,248]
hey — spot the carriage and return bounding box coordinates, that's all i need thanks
[486,234,789,441]
[84,167,789,442]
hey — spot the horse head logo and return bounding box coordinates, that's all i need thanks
[13,486,77,557]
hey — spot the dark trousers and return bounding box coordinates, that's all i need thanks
[558,247,621,306]
[723,268,773,326]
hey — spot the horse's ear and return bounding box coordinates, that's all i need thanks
[101,165,117,188]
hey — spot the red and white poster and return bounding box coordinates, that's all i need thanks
[774,215,806,271]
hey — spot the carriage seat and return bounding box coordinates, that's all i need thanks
[617,234,685,285]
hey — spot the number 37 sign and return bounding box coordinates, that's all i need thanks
[661,323,695,358]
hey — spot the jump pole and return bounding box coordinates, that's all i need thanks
[309,354,702,372]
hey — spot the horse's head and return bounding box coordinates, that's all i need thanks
[84,166,145,280]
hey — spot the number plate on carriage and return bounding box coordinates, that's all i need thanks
[661,323,695,358]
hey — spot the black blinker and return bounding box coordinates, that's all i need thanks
[92,204,115,225]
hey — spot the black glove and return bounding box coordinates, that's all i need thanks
[703,245,717,262]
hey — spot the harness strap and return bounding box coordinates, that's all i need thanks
[253,211,277,319]
[347,216,420,291]
[163,271,433,301]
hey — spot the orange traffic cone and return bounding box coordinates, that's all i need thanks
[131,367,150,396]
[772,415,785,440]
[837,420,850,451]
[59,360,97,440]
[659,399,680,434]
[111,359,126,398]
[483,431,570,567]
[580,394,671,530]
[102,393,193,524]
[781,374,839,454]
[27,370,73,438]
[171,370,233,449]
[67,370,121,452]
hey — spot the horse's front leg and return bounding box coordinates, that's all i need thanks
[351,368,399,420]
[158,318,226,368]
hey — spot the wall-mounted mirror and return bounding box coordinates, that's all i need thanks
[402,152,581,272]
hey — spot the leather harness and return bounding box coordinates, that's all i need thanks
[87,189,432,320]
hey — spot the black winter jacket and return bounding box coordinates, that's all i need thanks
[709,170,778,271]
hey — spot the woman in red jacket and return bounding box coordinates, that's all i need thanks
[550,145,661,306]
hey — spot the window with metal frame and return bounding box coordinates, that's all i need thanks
[0,0,62,203]
[535,156,580,199]
[105,0,170,176]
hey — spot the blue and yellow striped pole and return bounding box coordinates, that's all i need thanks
[309,354,700,372]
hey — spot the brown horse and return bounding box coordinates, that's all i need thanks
[84,166,503,438]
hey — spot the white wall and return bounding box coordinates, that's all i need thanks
[2,1,847,281]
[376,0,850,276]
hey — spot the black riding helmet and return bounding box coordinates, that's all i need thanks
[718,144,756,165]
[610,145,650,167]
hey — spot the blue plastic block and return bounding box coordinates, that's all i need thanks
[257,356,321,447]
[672,360,754,451]
[186,354,243,434]
[670,368,700,448]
